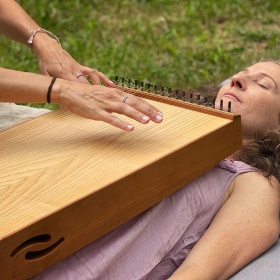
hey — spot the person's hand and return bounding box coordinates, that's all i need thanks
[32,35,163,131]
[32,35,113,86]
[54,80,163,131]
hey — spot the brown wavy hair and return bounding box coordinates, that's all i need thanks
[238,128,280,182]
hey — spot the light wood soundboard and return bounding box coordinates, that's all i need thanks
[0,90,242,279]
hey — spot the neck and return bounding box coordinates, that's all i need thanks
[242,134,253,146]
[226,135,253,161]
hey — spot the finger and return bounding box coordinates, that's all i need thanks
[82,68,113,86]
[70,69,90,84]
[82,68,101,85]
[122,95,163,123]
[96,70,114,86]
[76,74,90,84]
[98,111,134,132]
[110,98,162,125]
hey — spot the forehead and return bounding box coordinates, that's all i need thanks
[246,62,280,83]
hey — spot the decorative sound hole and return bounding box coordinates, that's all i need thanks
[11,234,64,260]
[25,238,64,260]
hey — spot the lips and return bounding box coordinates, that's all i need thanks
[223,92,241,103]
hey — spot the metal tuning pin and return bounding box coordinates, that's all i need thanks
[182,91,186,101]
[147,82,151,92]
[141,81,144,91]
[114,77,227,111]
[175,89,179,99]
[154,84,158,94]
[189,92,193,103]
[204,96,208,106]
[197,94,200,104]
[161,86,165,96]
[168,87,172,97]
[228,101,232,112]
[220,99,223,110]
[212,97,216,108]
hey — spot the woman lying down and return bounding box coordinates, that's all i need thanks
[30,61,280,280]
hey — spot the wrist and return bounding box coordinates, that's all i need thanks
[49,78,75,108]
[28,28,61,55]
[48,77,63,105]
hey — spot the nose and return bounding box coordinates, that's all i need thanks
[230,73,247,90]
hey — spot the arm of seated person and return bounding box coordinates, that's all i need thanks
[169,172,280,280]
[0,0,112,85]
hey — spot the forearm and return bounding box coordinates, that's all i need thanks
[0,0,40,45]
[0,68,60,103]
[0,0,113,85]
[0,0,61,57]
[168,267,207,280]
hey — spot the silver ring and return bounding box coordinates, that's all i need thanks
[76,73,85,78]
[122,96,129,103]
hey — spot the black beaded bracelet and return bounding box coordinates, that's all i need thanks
[47,77,57,103]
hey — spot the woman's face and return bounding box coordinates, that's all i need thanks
[216,62,280,137]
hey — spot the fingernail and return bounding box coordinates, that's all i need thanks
[142,115,150,123]
[155,113,163,122]
[127,124,134,131]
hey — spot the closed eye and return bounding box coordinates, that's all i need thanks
[257,83,268,90]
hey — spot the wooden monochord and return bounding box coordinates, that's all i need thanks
[0,84,242,280]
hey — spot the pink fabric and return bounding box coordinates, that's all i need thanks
[32,160,255,280]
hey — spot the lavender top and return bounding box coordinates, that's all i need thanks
[33,160,255,280]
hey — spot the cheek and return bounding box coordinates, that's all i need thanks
[216,85,228,98]
[242,97,280,131]
[228,102,246,116]
[214,86,229,109]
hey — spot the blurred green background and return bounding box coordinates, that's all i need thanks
[0,0,279,108]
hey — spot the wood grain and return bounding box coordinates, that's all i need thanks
[0,99,242,279]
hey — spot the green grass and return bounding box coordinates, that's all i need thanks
[0,0,279,108]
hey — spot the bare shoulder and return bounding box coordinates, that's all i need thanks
[231,171,280,215]
[171,171,280,280]
[223,171,280,206]
[234,171,280,192]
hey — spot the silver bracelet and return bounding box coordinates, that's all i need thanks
[27,28,61,54]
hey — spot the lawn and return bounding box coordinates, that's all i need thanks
[0,0,279,108]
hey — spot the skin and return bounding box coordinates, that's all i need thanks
[0,68,163,131]
[215,62,280,144]
[0,0,163,131]
[0,0,110,85]
[170,173,280,280]
[169,62,280,279]
[1,2,279,277]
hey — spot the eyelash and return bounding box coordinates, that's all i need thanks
[257,83,268,90]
